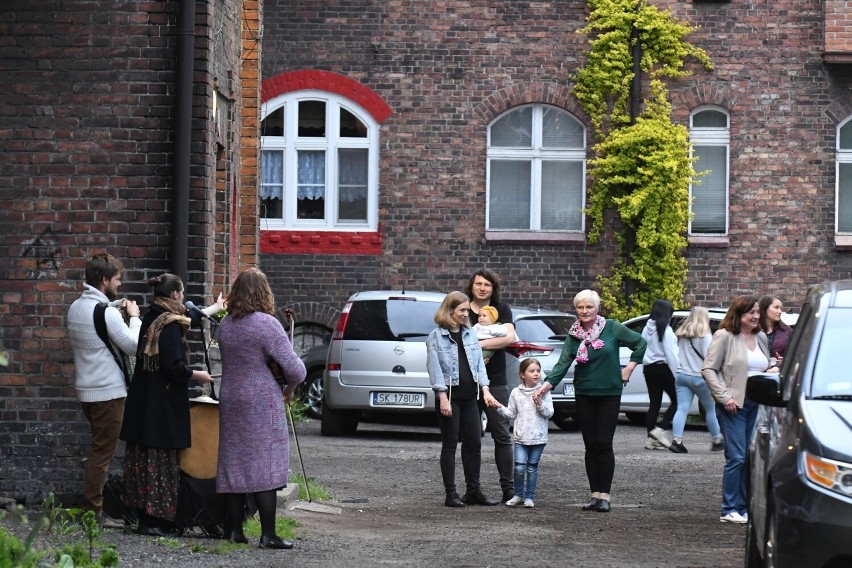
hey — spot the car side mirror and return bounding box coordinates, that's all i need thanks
[746,374,787,408]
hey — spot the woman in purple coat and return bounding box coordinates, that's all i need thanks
[216,268,306,549]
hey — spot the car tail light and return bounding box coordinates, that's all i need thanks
[506,341,554,358]
[331,301,353,340]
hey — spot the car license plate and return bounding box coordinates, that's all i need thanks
[372,392,425,407]
[563,384,575,397]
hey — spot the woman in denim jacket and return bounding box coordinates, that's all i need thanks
[426,291,500,508]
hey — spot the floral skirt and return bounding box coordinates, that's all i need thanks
[123,442,180,522]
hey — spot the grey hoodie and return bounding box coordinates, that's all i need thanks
[641,320,679,379]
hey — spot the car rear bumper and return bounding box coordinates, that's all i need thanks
[325,373,436,413]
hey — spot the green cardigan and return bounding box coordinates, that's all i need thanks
[545,319,647,397]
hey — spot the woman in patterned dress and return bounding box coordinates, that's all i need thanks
[216,268,306,550]
[121,273,218,536]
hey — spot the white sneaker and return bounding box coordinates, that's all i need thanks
[644,436,666,450]
[523,499,534,508]
[720,511,747,524]
[504,495,523,507]
[650,427,673,448]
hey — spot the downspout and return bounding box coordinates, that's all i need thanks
[172,0,195,283]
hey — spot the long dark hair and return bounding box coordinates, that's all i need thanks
[758,295,791,333]
[649,299,674,342]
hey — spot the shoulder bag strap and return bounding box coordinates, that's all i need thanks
[94,303,129,386]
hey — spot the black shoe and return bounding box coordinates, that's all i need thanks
[136,524,178,537]
[669,441,688,454]
[461,491,500,506]
[258,535,294,550]
[596,499,611,513]
[582,498,601,511]
[445,491,466,507]
[502,489,515,503]
[226,531,248,544]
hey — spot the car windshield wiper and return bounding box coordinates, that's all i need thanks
[812,395,852,400]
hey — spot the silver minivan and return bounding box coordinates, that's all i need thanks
[321,290,447,436]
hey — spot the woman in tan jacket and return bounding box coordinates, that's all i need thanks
[702,295,778,524]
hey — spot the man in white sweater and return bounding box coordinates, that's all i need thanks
[67,253,141,523]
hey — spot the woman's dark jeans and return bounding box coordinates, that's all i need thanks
[436,396,482,495]
[576,394,620,494]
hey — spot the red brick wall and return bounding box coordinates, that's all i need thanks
[0,0,245,503]
[825,0,852,54]
[258,0,852,324]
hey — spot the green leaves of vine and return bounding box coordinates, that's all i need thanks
[574,0,712,320]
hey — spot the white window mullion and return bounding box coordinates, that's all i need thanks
[530,159,542,230]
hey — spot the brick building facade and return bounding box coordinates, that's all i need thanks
[2,0,852,503]
[0,0,258,503]
[258,0,852,345]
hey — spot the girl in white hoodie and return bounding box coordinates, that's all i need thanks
[641,299,680,451]
[496,358,554,508]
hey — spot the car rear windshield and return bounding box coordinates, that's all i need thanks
[515,316,575,341]
[811,308,852,398]
[343,299,440,342]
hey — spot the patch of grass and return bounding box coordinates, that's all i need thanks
[243,515,297,540]
[289,473,332,501]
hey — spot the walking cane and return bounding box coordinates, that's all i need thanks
[284,308,312,503]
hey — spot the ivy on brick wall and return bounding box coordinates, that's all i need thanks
[574,0,712,320]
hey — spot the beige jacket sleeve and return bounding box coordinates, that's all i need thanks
[702,329,771,408]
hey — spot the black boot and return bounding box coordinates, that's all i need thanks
[445,491,465,507]
[224,494,248,543]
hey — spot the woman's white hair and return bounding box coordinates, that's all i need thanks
[573,289,601,310]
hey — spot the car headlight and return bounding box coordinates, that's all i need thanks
[803,450,852,497]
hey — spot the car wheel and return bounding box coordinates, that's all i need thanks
[624,412,645,426]
[552,413,580,431]
[297,368,324,419]
[744,506,762,567]
[320,399,358,436]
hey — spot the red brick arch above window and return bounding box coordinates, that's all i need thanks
[474,82,587,125]
[261,70,393,123]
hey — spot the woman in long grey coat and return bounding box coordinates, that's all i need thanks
[216,268,305,549]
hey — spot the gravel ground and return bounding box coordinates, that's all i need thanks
[2,416,748,567]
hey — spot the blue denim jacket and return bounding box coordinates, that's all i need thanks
[426,326,489,399]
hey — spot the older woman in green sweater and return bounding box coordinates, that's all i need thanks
[534,289,646,513]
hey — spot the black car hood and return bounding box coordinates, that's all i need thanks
[802,400,852,460]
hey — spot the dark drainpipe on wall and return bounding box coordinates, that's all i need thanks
[172,0,195,283]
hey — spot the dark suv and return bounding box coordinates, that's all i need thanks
[745,281,852,568]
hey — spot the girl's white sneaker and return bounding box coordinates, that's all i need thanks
[524,499,534,508]
[504,495,523,507]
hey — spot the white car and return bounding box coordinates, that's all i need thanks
[618,309,799,425]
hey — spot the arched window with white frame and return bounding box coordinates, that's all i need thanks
[689,106,730,235]
[837,116,852,234]
[260,91,379,231]
[486,104,586,233]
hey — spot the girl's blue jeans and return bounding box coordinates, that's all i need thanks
[513,443,545,500]
[673,372,722,439]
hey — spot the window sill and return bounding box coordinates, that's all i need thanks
[484,231,586,245]
[835,235,852,250]
[261,229,382,255]
[688,235,729,248]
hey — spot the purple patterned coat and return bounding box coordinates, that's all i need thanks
[216,312,306,493]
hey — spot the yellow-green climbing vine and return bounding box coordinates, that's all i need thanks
[574,0,712,320]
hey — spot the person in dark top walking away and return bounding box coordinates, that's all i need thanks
[465,269,516,503]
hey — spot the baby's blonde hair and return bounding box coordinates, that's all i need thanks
[479,305,499,323]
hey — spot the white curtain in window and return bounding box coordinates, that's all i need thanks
[491,107,532,148]
[692,146,727,233]
[260,150,284,199]
[541,161,582,230]
[337,149,368,202]
[839,163,852,232]
[542,108,584,149]
[297,150,325,200]
[489,161,531,229]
